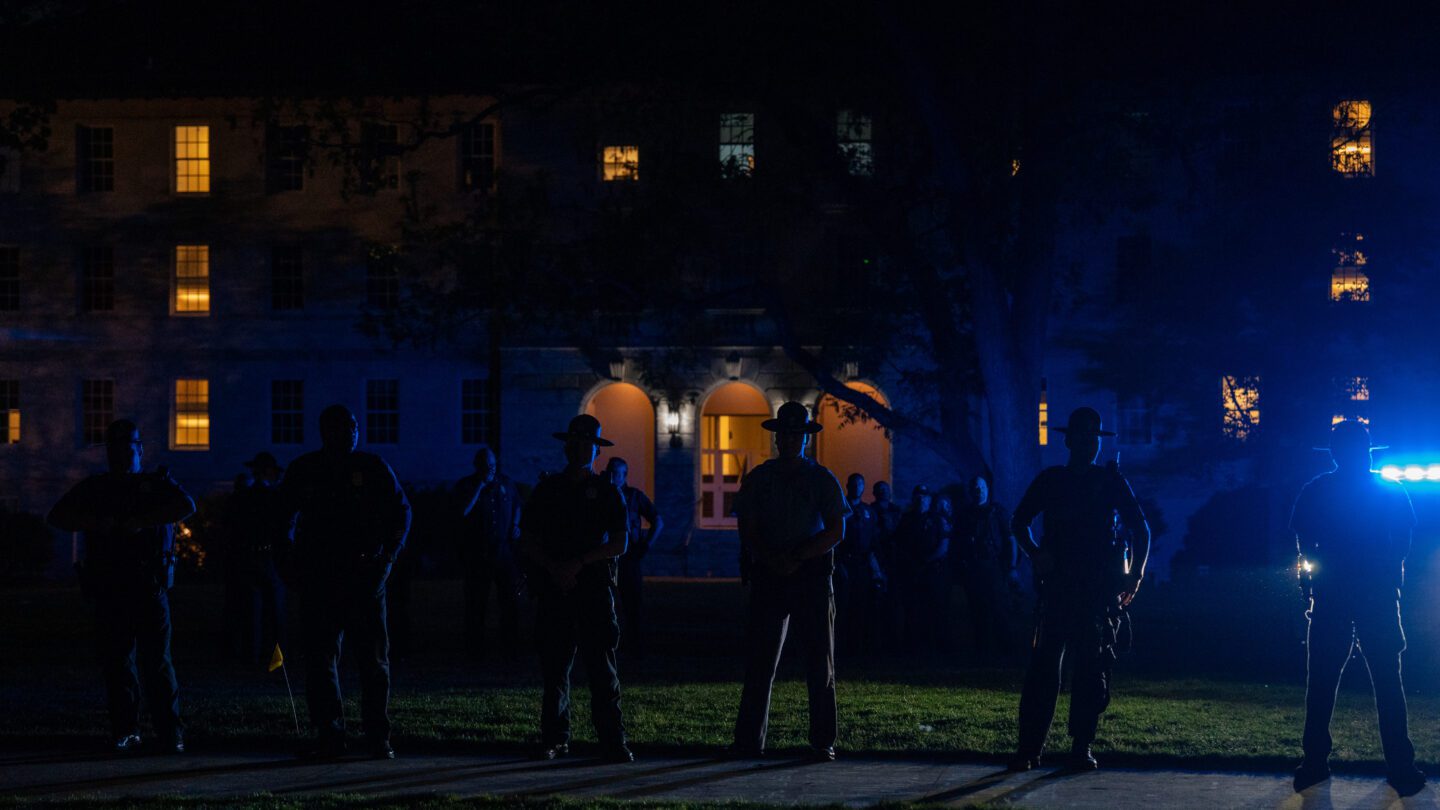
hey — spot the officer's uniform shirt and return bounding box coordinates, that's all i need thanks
[460,473,521,554]
[52,472,191,576]
[620,485,659,557]
[280,450,411,563]
[734,458,851,579]
[1291,470,1414,596]
[522,469,628,594]
[1013,464,1145,582]
[838,500,877,566]
[957,502,1013,571]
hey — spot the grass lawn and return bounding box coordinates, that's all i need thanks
[3,579,1438,777]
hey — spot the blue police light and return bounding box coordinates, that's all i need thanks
[1379,464,1440,482]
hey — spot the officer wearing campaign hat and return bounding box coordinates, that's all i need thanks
[729,401,850,762]
[518,413,633,763]
[228,450,290,669]
[1291,420,1424,796]
[1008,406,1149,772]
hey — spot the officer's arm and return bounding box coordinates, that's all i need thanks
[640,495,663,546]
[1010,479,1044,558]
[791,474,850,562]
[578,489,629,564]
[455,475,483,517]
[1115,476,1151,580]
[377,461,412,560]
[131,475,197,529]
[47,480,105,533]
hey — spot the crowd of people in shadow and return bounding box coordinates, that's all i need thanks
[43,402,1427,796]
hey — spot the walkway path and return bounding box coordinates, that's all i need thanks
[2,749,1433,808]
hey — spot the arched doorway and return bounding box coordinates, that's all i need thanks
[584,383,656,497]
[698,382,772,528]
[816,382,892,494]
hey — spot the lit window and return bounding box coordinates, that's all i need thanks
[361,122,401,191]
[173,378,210,449]
[271,246,304,310]
[1221,375,1260,441]
[271,380,304,445]
[81,379,114,446]
[602,145,639,182]
[80,245,115,313]
[366,379,400,444]
[0,380,18,444]
[266,125,307,193]
[1331,232,1369,302]
[461,122,496,190]
[1332,376,1371,426]
[1331,100,1373,177]
[1331,414,1371,426]
[173,245,210,314]
[836,110,874,176]
[174,125,211,193]
[1343,376,1370,401]
[77,126,114,193]
[461,378,494,444]
[1038,380,1049,446]
[719,113,755,177]
[0,146,19,192]
[0,246,18,311]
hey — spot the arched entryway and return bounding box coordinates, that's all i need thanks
[583,382,656,497]
[697,382,772,528]
[815,381,892,493]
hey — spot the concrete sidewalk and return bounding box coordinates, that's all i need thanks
[1,749,1434,808]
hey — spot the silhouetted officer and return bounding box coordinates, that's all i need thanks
[1009,407,1149,772]
[455,446,523,659]
[519,414,633,763]
[955,476,1017,655]
[1291,421,1424,796]
[835,473,882,657]
[605,457,663,660]
[48,420,195,753]
[895,485,934,654]
[229,452,290,668]
[730,401,849,761]
[280,405,411,760]
[870,480,903,650]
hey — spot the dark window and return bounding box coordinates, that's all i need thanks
[365,379,399,444]
[271,380,304,444]
[266,125,308,193]
[360,122,401,191]
[271,246,304,310]
[0,379,17,444]
[460,122,495,190]
[366,250,400,308]
[1118,401,1153,445]
[81,379,114,446]
[80,246,115,313]
[77,126,115,193]
[461,378,495,445]
[0,247,17,311]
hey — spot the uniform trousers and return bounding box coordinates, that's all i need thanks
[617,553,646,657]
[537,583,626,746]
[733,572,837,751]
[94,581,183,739]
[301,574,392,742]
[1303,593,1416,775]
[1016,597,1114,755]
[464,548,522,656]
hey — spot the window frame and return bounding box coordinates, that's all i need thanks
[171,377,211,451]
[171,244,211,316]
[0,245,18,311]
[80,379,114,447]
[601,144,640,182]
[460,121,497,191]
[173,123,212,195]
[76,124,116,193]
[365,379,400,445]
[271,379,305,445]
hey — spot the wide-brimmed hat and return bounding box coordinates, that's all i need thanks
[761,401,823,434]
[1314,419,1388,452]
[243,451,283,473]
[553,414,615,447]
[1053,407,1116,438]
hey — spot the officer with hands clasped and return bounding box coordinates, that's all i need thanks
[1291,421,1424,797]
[1008,406,1149,772]
[729,401,850,762]
[519,414,634,763]
[280,404,411,761]
[48,419,196,754]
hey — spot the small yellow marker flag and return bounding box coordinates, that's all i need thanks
[268,643,285,673]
